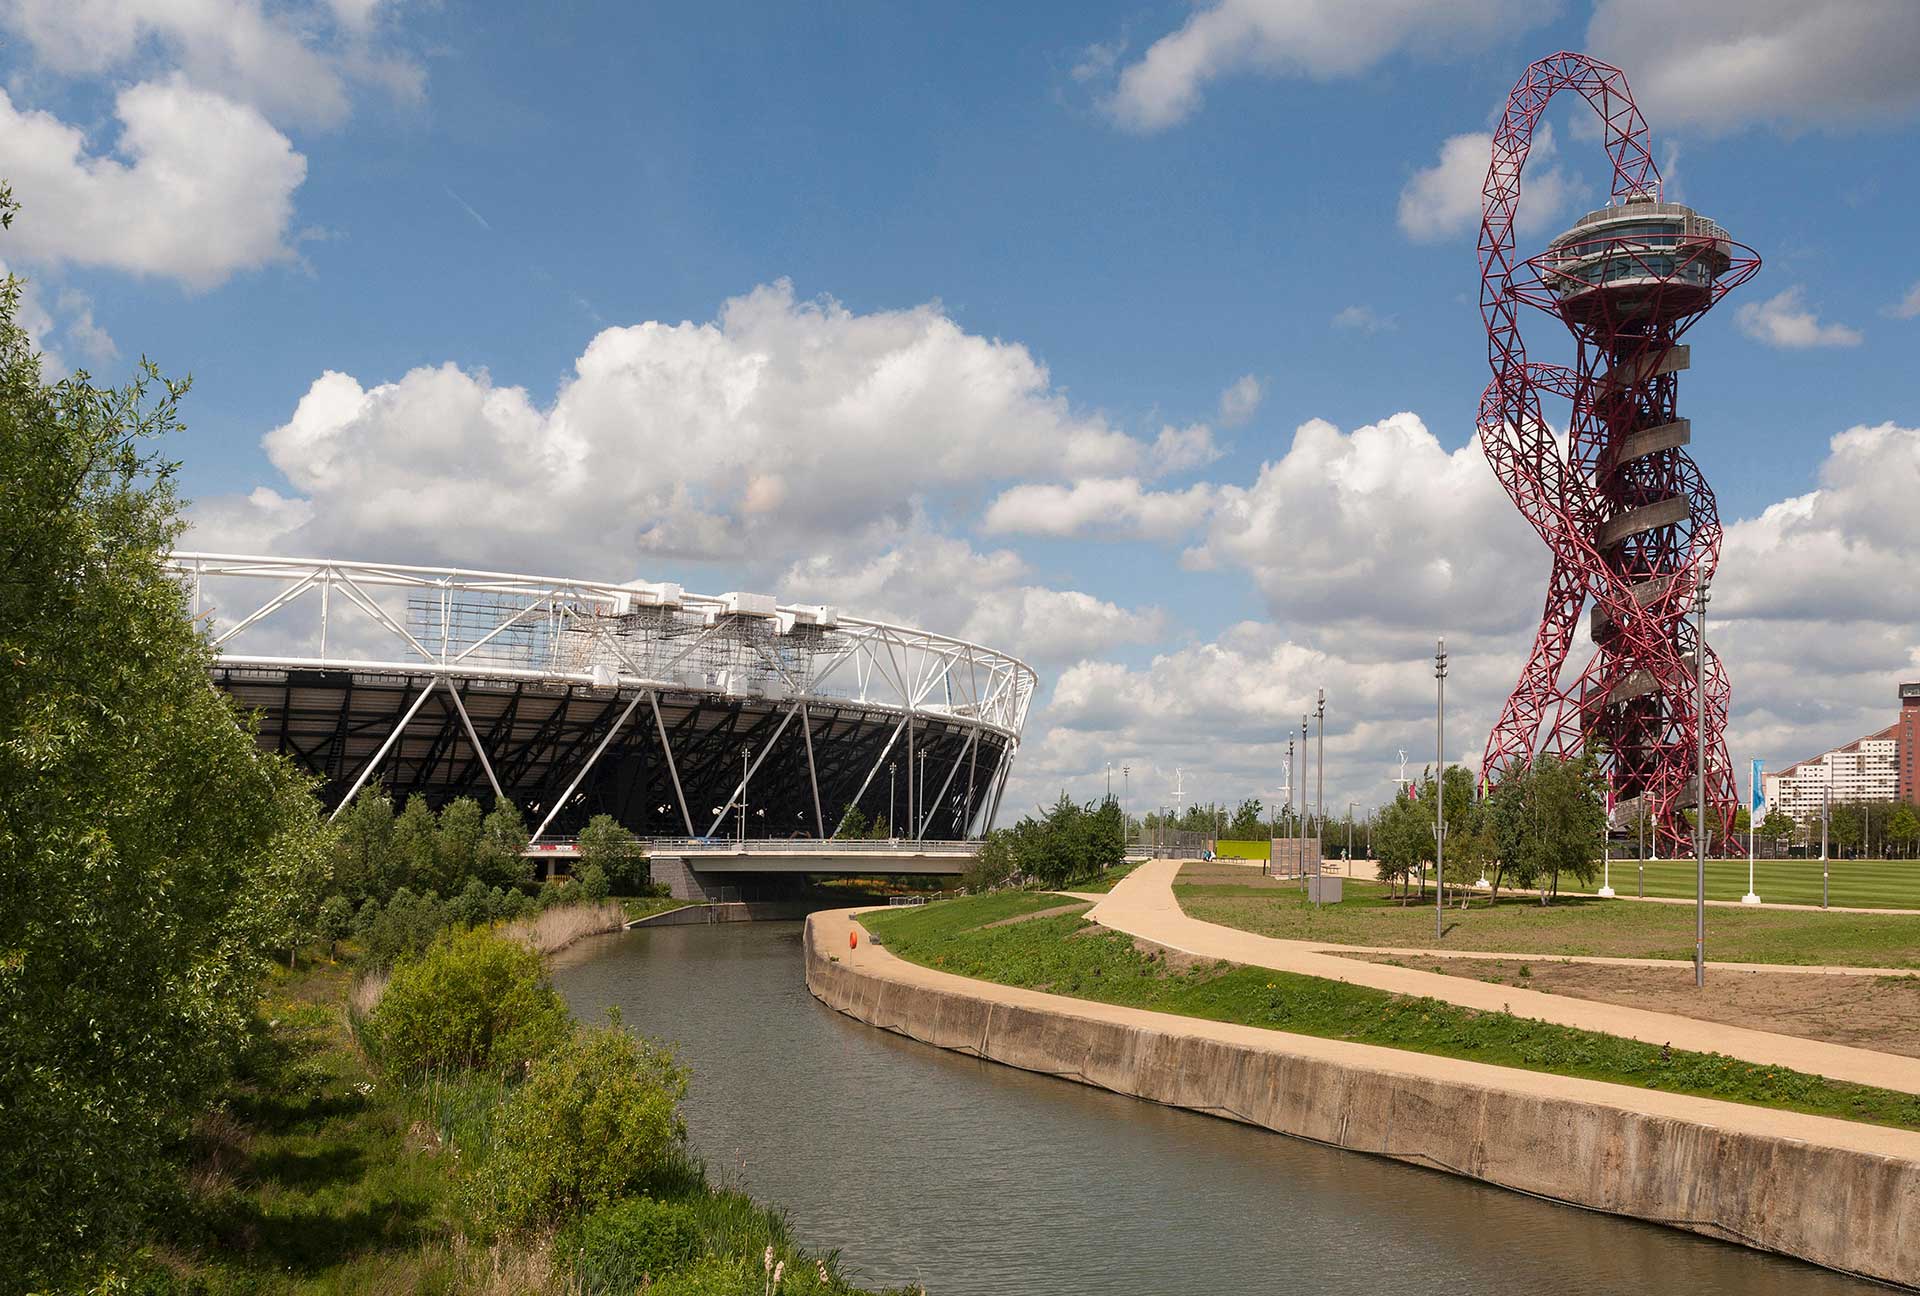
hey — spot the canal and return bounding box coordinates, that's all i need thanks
[550,921,1884,1296]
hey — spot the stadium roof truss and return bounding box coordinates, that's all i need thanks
[168,553,1038,842]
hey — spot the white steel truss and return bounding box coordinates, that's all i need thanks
[171,551,1035,841]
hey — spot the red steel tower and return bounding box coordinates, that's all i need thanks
[1476,52,1760,855]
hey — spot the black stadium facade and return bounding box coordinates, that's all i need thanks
[174,554,1035,843]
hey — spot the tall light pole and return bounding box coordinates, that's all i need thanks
[1315,689,1326,860]
[918,749,928,842]
[1106,761,1113,802]
[740,745,752,846]
[1122,765,1130,838]
[888,761,897,840]
[1693,581,1709,988]
[1434,638,1447,943]
[1285,740,1295,834]
[1300,715,1310,836]
[1822,775,1831,908]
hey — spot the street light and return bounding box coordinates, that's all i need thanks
[740,745,752,845]
[918,749,928,841]
[1434,638,1447,943]
[1122,765,1130,842]
[1300,715,1309,836]
[1693,581,1709,988]
[889,761,898,840]
[1315,688,1326,861]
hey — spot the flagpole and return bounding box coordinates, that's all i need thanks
[1742,758,1762,905]
[1599,788,1615,898]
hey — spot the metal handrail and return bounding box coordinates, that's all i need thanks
[649,836,980,855]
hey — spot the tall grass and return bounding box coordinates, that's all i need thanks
[502,902,630,955]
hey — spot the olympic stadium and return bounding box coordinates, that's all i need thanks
[169,554,1035,847]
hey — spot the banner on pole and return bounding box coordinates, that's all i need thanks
[1751,759,1765,814]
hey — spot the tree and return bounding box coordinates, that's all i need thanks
[434,795,485,893]
[1887,805,1920,860]
[1227,797,1268,841]
[0,226,329,1285]
[834,805,869,839]
[1758,808,1796,844]
[317,895,355,958]
[1486,753,1604,903]
[576,813,641,893]
[476,798,533,890]
[578,862,612,901]
[332,786,397,903]
[391,793,440,894]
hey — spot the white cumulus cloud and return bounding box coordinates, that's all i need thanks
[982,477,1216,541]
[1399,123,1582,245]
[1735,287,1864,349]
[1217,374,1264,427]
[0,79,305,289]
[1096,0,1545,132]
[1588,0,1920,133]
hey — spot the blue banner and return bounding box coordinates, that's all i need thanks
[1751,759,1765,813]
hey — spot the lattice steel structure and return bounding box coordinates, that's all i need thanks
[169,553,1036,842]
[1475,52,1760,855]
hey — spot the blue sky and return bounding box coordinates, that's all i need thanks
[4,0,1918,815]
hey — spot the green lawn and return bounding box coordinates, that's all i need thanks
[1595,856,1920,908]
[1073,861,1145,894]
[1175,870,1920,968]
[858,895,1920,1132]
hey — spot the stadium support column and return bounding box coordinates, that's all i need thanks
[531,690,645,844]
[329,676,443,820]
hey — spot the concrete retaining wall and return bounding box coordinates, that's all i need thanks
[805,915,1920,1288]
[628,900,813,927]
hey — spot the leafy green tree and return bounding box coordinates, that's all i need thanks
[332,786,397,903]
[868,814,891,840]
[0,224,328,1284]
[1887,805,1920,860]
[244,779,337,967]
[576,812,641,892]
[391,793,440,893]
[1227,797,1267,840]
[834,805,869,839]
[1486,753,1604,902]
[1372,791,1427,900]
[476,798,533,890]
[578,861,612,901]
[434,795,485,892]
[1758,808,1796,844]
[317,895,355,958]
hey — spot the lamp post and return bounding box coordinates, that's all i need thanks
[1435,638,1447,943]
[1693,581,1709,989]
[917,749,927,842]
[1122,765,1130,841]
[888,762,898,840]
[1106,762,1113,802]
[1822,776,1831,909]
[1300,715,1309,836]
[739,745,752,845]
[1315,688,1326,862]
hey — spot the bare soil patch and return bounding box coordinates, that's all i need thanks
[1349,953,1920,1058]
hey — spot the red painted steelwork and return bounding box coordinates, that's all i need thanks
[1476,52,1760,855]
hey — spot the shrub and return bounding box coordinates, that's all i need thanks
[475,1022,688,1233]
[644,1255,756,1295]
[366,927,571,1076]
[578,862,611,901]
[317,894,354,954]
[571,1197,701,1293]
[362,886,449,967]
[352,896,381,938]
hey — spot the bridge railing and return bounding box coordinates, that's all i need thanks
[649,836,980,856]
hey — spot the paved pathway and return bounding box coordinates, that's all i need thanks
[1086,858,1920,1095]
[831,905,1920,1158]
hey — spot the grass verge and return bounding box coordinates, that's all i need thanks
[1065,862,1143,894]
[1177,870,1920,968]
[621,895,695,922]
[859,895,1920,1133]
[117,952,910,1293]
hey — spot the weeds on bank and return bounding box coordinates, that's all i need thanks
[862,898,1920,1134]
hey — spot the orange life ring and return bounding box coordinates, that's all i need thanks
[849,929,858,949]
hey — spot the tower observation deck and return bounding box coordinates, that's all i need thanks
[1474,53,1760,855]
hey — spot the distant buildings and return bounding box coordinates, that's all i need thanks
[1763,683,1920,824]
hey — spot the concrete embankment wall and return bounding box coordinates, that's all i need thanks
[804,915,1920,1289]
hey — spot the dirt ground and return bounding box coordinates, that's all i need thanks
[1348,953,1920,1058]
